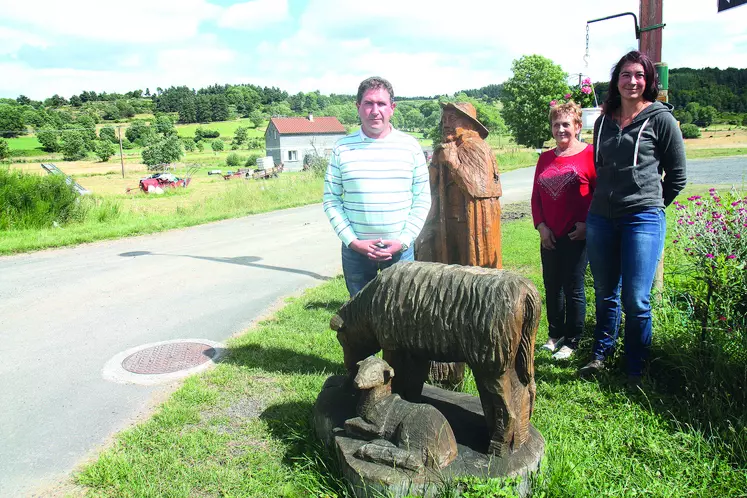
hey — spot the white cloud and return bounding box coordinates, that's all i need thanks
[218,0,289,29]
[0,26,49,56]
[0,0,220,43]
[1,0,746,99]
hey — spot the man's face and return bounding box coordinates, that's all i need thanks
[357,87,396,138]
[441,110,474,140]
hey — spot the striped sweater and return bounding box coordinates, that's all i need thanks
[323,128,431,247]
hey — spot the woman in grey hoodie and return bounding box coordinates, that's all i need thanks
[579,50,686,386]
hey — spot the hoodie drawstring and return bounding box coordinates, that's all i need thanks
[633,118,650,168]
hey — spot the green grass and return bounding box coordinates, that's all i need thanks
[73,210,747,497]
[4,135,44,157]
[175,119,266,138]
[0,173,324,255]
[685,147,747,160]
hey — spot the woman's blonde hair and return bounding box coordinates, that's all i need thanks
[549,101,582,128]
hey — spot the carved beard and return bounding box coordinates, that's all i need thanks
[444,127,480,144]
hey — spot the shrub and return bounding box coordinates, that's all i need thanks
[671,188,746,342]
[60,130,88,161]
[247,137,263,149]
[142,135,184,168]
[182,138,196,152]
[195,128,220,142]
[304,153,328,177]
[211,139,224,152]
[196,140,205,152]
[94,140,116,162]
[36,128,61,152]
[0,139,8,160]
[743,115,747,127]
[99,126,118,144]
[225,152,244,167]
[681,123,701,139]
[0,168,84,229]
[245,152,263,167]
[121,137,134,150]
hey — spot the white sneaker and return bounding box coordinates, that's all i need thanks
[552,345,575,360]
[541,337,564,352]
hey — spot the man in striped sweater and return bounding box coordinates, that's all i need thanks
[323,76,431,297]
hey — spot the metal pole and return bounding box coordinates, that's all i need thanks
[118,126,125,179]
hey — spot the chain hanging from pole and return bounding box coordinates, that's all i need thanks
[584,24,590,69]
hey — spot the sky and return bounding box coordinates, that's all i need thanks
[1,0,746,100]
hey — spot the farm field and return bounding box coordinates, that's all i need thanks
[3,121,746,255]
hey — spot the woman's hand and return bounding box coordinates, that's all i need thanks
[537,223,556,250]
[568,222,587,241]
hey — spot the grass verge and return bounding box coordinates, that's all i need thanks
[74,207,747,497]
[0,173,324,255]
[685,147,747,160]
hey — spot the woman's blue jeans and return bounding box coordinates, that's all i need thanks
[586,208,666,376]
[341,243,414,297]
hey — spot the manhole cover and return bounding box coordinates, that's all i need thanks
[122,342,215,374]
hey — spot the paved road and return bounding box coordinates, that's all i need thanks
[686,155,747,185]
[0,156,741,496]
[0,205,342,497]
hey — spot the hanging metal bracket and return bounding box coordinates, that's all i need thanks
[586,11,665,40]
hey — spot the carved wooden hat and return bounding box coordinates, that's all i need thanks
[441,102,489,139]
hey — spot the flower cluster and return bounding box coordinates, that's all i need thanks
[672,187,746,334]
[550,78,596,107]
[549,77,597,109]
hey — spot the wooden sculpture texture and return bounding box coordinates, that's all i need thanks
[330,262,541,457]
[344,356,458,470]
[416,102,502,268]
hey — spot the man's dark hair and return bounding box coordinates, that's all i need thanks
[603,50,659,115]
[356,77,394,104]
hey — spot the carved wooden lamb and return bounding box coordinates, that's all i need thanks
[344,355,457,470]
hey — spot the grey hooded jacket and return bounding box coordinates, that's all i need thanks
[591,101,687,218]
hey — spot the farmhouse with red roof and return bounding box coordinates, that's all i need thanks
[265,113,346,171]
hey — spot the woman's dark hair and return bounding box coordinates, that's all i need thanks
[602,50,659,115]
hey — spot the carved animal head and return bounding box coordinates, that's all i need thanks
[354,356,395,390]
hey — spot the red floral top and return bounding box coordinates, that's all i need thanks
[531,144,596,237]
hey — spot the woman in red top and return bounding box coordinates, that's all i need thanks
[531,101,596,359]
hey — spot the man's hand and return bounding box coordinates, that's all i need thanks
[348,239,403,262]
[568,222,586,241]
[537,223,556,250]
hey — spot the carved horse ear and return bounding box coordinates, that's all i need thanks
[330,314,345,331]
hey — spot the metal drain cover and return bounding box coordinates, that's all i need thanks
[122,342,215,374]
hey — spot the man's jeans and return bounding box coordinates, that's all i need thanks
[540,236,588,348]
[341,243,414,297]
[586,208,666,376]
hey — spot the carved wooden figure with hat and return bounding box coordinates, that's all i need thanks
[416,102,502,269]
[415,102,503,386]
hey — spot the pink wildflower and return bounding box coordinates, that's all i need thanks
[581,86,592,95]
[550,100,557,107]
[564,93,572,99]
[706,253,715,258]
[582,77,591,85]
[688,195,701,201]
[727,254,736,259]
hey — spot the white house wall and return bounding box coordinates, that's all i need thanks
[264,133,346,172]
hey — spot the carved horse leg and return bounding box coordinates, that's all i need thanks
[383,350,430,401]
[473,368,517,457]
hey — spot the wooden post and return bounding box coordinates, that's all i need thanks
[639,0,663,63]
[639,0,666,293]
[118,126,125,179]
